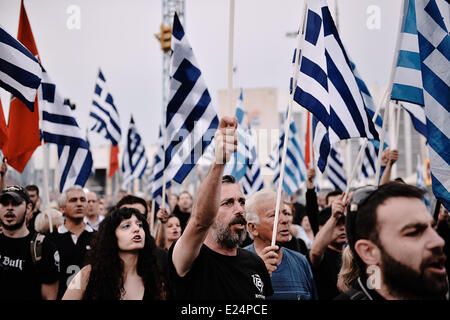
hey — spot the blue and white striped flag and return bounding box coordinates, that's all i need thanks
[39,70,93,192]
[241,125,264,197]
[293,0,379,149]
[89,69,121,146]
[223,90,247,180]
[357,139,378,180]
[391,0,428,139]
[0,25,42,112]
[415,0,450,211]
[327,144,347,192]
[312,113,330,173]
[121,116,148,190]
[351,61,390,148]
[270,113,307,196]
[393,0,450,210]
[149,126,171,211]
[416,154,431,212]
[164,13,219,184]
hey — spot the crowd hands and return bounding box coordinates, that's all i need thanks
[0,116,448,301]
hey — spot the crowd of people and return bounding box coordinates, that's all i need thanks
[0,116,448,300]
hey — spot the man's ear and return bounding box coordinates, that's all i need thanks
[247,222,258,238]
[354,239,381,266]
[26,202,33,214]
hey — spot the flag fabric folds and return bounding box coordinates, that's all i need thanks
[414,0,450,211]
[416,154,431,212]
[391,0,428,139]
[149,126,170,211]
[293,0,379,149]
[312,114,330,173]
[357,140,378,180]
[40,70,93,192]
[121,116,148,190]
[270,114,307,196]
[164,12,219,184]
[0,99,8,149]
[241,126,264,197]
[223,90,247,180]
[327,144,347,192]
[2,2,43,173]
[89,69,121,146]
[108,144,119,178]
[0,25,42,112]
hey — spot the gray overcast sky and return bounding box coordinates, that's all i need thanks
[0,0,401,147]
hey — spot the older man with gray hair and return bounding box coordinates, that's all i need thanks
[47,185,95,299]
[244,189,317,300]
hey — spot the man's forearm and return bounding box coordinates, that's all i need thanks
[191,162,225,229]
[309,217,337,267]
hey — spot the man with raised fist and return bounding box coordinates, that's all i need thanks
[168,116,273,300]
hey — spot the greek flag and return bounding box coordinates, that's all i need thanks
[351,61,390,148]
[416,0,450,211]
[416,154,431,212]
[164,12,219,184]
[149,126,170,211]
[327,144,347,192]
[223,90,247,180]
[357,140,378,180]
[39,70,93,192]
[391,0,428,139]
[241,126,264,197]
[395,0,450,211]
[270,113,307,196]
[89,69,121,146]
[121,116,148,190]
[312,114,330,173]
[0,25,42,112]
[293,0,379,147]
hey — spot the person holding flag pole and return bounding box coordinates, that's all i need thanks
[271,0,307,247]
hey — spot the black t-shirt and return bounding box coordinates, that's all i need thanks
[0,233,59,300]
[47,227,95,299]
[282,236,308,256]
[308,247,342,300]
[27,209,41,234]
[169,243,273,300]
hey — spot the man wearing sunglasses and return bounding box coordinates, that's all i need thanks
[0,185,59,300]
[337,182,448,300]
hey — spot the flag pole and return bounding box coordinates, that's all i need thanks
[342,93,385,202]
[308,111,314,168]
[271,1,307,246]
[343,0,405,198]
[373,0,406,184]
[227,0,236,116]
[374,101,390,184]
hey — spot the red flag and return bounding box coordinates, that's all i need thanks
[305,111,313,169]
[3,0,41,172]
[0,99,8,149]
[108,144,119,178]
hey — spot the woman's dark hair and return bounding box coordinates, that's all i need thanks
[83,207,167,300]
[115,195,148,217]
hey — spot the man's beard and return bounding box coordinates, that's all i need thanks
[0,213,26,231]
[379,244,448,299]
[212,215,247,250]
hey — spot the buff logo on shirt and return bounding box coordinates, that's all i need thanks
[0,255,25,271]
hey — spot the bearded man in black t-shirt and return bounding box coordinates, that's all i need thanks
[0,185,59,300]
[168,117,273,300]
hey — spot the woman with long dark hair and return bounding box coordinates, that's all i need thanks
[62,207,167,300]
